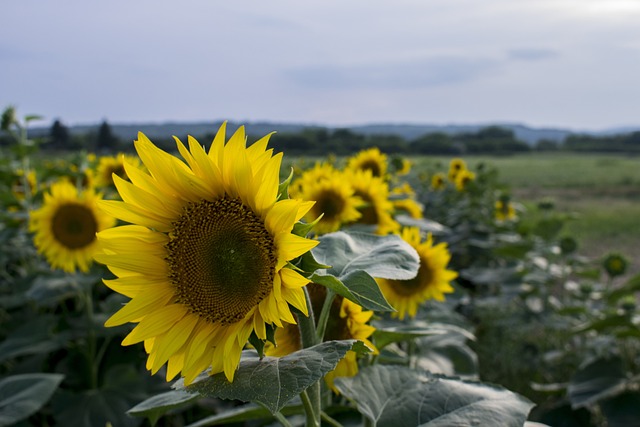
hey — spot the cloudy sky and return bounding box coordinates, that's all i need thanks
[2,0,640,131]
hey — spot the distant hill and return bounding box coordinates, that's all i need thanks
[27,121,639,146]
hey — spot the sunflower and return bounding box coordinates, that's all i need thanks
[603,253,628,278]
[448,158,467,182]
[346,147,388,179]
[12,169,38,201]
[390,155,412,176]
[345,169,399,235]
[265,283,376,393]
[495,200,517,221]
[454,169,476,191]
[431,172,446,190]
[377,227,457,319]
[392,198,423,219]
[94,123,319,384]
[289,162,338,200]
[94,153,142,188]
[291,170,362,235]
[29,179,115,273]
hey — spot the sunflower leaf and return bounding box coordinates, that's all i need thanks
[334,365,534,427]
[127,390,200,425]
[312,231,419,281]
[372,320,475,351]
[0,373,64,426]
[176,340,360,414]
[310,271,395,312]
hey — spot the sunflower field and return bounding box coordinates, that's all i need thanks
[1,107,639,427]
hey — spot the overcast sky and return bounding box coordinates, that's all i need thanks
[2,0,640,131]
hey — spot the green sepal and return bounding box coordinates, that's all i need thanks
[296,251,331,275]
[292,213,323,237]
[247,324,277,359]
[277,167,294,201]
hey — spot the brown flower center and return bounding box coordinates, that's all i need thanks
[167,197,277,325]
[51,204,98,249]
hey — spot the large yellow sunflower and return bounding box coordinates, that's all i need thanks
[93,124,318,384]
[94,153,142,188]
[345,169,399,235]
[291,169,362,235]
[346,147,388,179]
[377,227,457,319]
[265,283,376,393]
[29,179,115,273]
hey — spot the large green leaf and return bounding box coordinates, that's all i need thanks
[0,373,64,426]
[128,390,200,425]
[413,332,478,377]
[568,356,627,409]
[178,340,367,414]
[334,365,533,427]
[52,365,149,427]
[395,215,449,235]
[312,231,419,280]
[372,320,474,351]
[309,271,395,312]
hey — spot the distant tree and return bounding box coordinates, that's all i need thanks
[366,134,408,153]
[535,139,559,151]
[49,119,70,149]
[411,132,460,154]
[476,126,515,140]
[96,120,118,152]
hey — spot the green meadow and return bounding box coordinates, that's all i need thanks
[422,153,640,273]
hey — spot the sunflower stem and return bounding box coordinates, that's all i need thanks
[272,409,294,427]
[81,280,99,390]
[321,411,344,427]
[297,287,321,427]
[300,389,320,427]
[315,289,335,342]
[298,286,318,346]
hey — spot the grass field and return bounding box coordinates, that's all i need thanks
[439,153,640,274]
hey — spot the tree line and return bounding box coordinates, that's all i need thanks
[4,119,640,155]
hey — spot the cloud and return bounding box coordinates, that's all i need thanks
[286,55,501,90]
[507,48,559,61]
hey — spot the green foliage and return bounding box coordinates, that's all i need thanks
[0,373,64,426]
[3,111,638,426]
[177,341,366,414]
[335,365,534,427]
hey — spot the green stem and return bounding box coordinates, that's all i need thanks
[364,414,375,427]
[300,390,320,427]
[297,287,321,427]
[82,283,99,389]
[298,286,318,348]
[273,410,294,427]
[321,411,344,427]
[315,289,335,342]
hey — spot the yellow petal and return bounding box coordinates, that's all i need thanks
[150,313,199,374]
[121,304,187,345]
[105,285,173,326]
[280,268,311,289]
[276,233,319,262]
